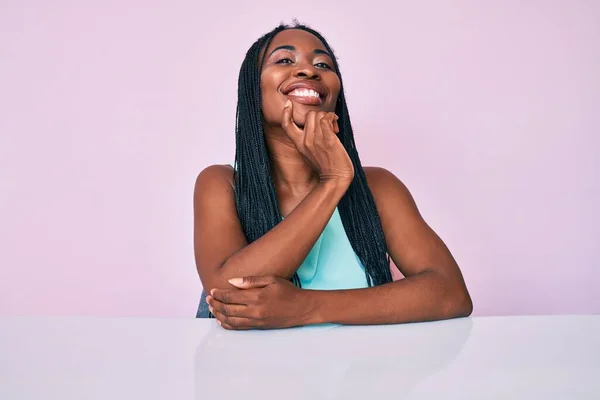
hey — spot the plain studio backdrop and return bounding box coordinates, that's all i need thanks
[0,0,598,318]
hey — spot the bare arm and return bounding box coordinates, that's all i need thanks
[195,103,354,292]
[305,167,472,324]
[193,164,348,292]
[306,272,470,325]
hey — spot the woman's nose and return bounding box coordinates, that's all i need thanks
[293,64,320,79]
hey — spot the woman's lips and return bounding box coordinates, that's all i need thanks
[285,89,324,106]
[286,94,323,106]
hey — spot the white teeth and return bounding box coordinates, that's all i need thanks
[290,88,320,98]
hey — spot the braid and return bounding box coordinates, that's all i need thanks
[234,28,282,241]
[233,25,303,288]
[234,22,392,288]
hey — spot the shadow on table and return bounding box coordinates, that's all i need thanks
[193,318,473,400]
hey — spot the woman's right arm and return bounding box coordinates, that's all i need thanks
[195,103,353,292]
[193,164,348,292]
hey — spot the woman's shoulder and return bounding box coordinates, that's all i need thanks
[195,164,234,186]
[194,164,235,203]
[363,166,417,209]
[363,166,405,190]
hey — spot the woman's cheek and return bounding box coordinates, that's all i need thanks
[261,99,285,125]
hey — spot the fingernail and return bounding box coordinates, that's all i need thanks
[210,288,215,296]
[209,306,214,313]
[216,320,222,326]
[228,278,243,285]
[284,100,291,108]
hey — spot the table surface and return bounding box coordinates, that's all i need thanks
[1,315,599,399]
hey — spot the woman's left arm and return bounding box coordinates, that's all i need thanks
[207,167,472,329]
[305,167,472,325]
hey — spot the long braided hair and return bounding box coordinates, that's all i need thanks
[234,22,393,287]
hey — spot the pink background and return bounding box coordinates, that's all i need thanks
[1,1,598,318]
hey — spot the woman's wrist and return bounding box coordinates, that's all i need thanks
[317,177,351,199]
[298,289,329,326]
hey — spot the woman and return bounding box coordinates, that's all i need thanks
[194,22,472,329]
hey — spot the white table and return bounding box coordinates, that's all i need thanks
[0,315,598,399]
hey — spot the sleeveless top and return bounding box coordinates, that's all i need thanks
[196,207,368,318]
[296,207,368,290]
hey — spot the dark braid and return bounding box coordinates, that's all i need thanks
[234,22,393,288]
[233,25,302,287]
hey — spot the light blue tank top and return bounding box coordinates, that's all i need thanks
[296,208,369,290]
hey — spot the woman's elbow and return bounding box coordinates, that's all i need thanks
[457,290,473,317]
[442,285,473,319]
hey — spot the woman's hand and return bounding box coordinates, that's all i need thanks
[282,100,354,184]
[206,275,317,330]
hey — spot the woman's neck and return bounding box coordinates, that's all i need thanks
[264,129,319,195]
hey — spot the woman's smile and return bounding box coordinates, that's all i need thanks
[281,81,327,106]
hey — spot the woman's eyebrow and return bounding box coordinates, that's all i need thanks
[268,45,295,57]
[268,45,332,58]
[313,49,332,58]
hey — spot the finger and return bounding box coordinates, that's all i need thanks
[303,110,317,150]
[332,115,340,134]
[281,100,303,145]
[212,309,252,330]
[210,288,253,305]
[220,322,242,330]
[320,114,336,144]
[313,111,327,143]
[209,296,251,318]
[318,112,333,143]
[324,113,338,133]
[227,276,276,289]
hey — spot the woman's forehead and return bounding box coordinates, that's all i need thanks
[265,29,327,55]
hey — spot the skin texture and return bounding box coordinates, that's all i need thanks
[194,29,473,330]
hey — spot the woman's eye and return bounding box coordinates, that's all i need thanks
[315,62,332,70]
[276,58,293,64]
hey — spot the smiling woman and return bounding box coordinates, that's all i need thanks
[193,21,472,330]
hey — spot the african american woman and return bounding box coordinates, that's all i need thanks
[193,22,473,330]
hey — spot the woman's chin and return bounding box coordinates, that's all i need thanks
[293,120,306,129]
[291,110,308,128]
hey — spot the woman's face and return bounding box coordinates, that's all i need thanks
[260,29,341,129]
